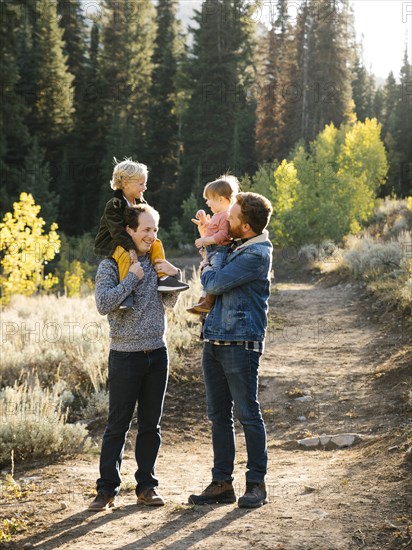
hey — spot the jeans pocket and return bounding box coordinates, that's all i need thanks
[108,350,133,381]
[109,349,132,359]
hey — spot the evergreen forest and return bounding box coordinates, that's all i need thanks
[1,0,411,245]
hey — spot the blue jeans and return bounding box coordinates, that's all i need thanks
[202,343,267,483]
[205,244,229,269]
[97,347,168,497]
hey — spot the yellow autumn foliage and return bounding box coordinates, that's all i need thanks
[0,193,60,304]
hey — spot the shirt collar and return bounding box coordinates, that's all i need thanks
[229,235,259,252]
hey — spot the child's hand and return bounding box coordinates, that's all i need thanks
[129,249,138,263]
[154,258,178,276]
[191,211,210,237]
[196,209,207,222]
[195,238,205,249]
[191,210,209,225]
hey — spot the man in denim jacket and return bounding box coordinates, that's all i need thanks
[189,192,273,508]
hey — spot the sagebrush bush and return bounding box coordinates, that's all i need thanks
[307,201,411,312]
[343,239,402,278]
[0,380,90,467]
[0,294,109,392]
[375,197,409,221]
[299,241,342,264]
[81,390,109,422]
[371,198,412,240]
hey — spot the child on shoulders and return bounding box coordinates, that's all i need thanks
[94,158,188,310]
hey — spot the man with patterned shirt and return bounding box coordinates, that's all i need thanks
[189,191,273,509]
[89,204,182,511]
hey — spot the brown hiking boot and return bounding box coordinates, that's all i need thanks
[189,480,236,505]
[88,491,116,511]
[237,482,267,508]
[137,487,165,506]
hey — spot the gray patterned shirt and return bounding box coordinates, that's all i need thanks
[95,257,181,352]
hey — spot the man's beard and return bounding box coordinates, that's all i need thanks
[229,224,243,239]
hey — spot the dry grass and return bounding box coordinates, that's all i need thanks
[0,271,203,457]
[0,294,109,392]
[0,380,90,467]
[1,271,202,390]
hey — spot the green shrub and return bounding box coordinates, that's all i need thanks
[271,119,388,245]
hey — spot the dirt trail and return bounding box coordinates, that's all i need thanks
[3,279,411,550]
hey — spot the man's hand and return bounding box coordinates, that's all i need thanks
[195,237,205,249]
[129,260,144,279]
[154,258,178,276]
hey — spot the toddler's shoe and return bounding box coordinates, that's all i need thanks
[119,294,134,310]
[187,294,215,314]
[186,304,204,315]
[157,276,189,292]
[187,296,205,314]
[192,301,212,313]
[187,297,212,314]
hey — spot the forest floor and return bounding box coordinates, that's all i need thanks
[2,261,412,550]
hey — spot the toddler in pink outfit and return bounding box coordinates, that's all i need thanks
[188,175,240,314]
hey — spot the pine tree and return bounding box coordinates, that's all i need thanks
[178,0,257,205]
[234,0,257,176]
[393,50,412,195]
[31,0,75,143]
[145,0,181,222]
[352,44,374,121]
[373,87,384,121]
[100,0,156,154]
[288,0,310,146]
[380,71,401,196]
[365,68,376,119]
[57,0,88,112]
[14,1,37,132]
[20,137,59,227]
[73,22,106,234]
[381,71,398,136]
[255,26,279,163]
[255,1,295,165]
[304,0,354,140]
[0,0,30,211]
[56,146,78,234]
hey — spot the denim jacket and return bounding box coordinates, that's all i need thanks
[201,230,273,342]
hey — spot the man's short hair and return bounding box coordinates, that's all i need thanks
[124,204,160,230]
[235,192,273,234]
